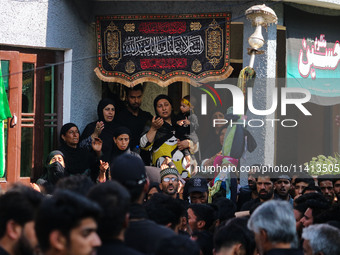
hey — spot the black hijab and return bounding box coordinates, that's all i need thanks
[45,150,65,185]
[110,126,132,163]
[80,98,120,162]
[113,126,132,140]
[37,150,66,194]
[153,94,173,117]
[60,123,77,144]
[152,95,177,151]
[59,123,93,176]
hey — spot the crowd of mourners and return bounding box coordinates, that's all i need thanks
[1,85,340,255]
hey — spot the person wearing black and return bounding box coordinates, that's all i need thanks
[140,94,192,177]
[237,164,259,210]
[214,217,256,255]
[116,85,152,160]
[185,178,209,204]
[145,193,185,233]
[35,190,101,255]
[88,181,144,255]
[36,150,66,194]
[80,98,120,162]
[213,197,236,226]
[317,174,336,203]
[240,173,275,211]
[293,173,315,198]
[187,204,215,255]
[0,184,43,255]
[110,126,141,165]
[55,175,95,196]
[110,154,175,255]
[155,235,200,255]
[59,123,102,182]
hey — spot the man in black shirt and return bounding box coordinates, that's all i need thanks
[0,185,43,255]
[240,173,275,211]
[111,154,175,255]
[116,84,153,154]
[237,164,259,210]
[35,190,102,255]
[88,181,143,255]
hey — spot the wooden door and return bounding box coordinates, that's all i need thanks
[0,51,37,190]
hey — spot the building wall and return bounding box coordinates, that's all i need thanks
[0,0,101,132]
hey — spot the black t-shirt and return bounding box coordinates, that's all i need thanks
[264,249,303,255]
[98,239,144,255]
[237,187,253,211]
[240,197,261,211]
[0,246,9,255]
[125,204,175,255]
[116,108,153,150]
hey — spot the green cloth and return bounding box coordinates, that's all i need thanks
[0,65,12,178]
[0,66,11,121]
[0,121,6,178]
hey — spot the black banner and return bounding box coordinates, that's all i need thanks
[95,13,233,87]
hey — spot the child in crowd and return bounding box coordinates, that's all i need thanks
[176,95,199,171]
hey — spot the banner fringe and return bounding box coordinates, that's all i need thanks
[94,66,234,87]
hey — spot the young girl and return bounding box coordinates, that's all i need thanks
[176,95,199,171]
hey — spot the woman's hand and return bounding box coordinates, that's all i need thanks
[146,116,163,143]
[99,160,109,173]
[92,121,104,138]
[151,116,163,130]
[92,137,103,157]
[98,160,109,183]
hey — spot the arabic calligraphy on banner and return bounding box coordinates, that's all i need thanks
[94,13,232,87]
[285,5,340,105]
[123,35,204,57]
[298,35,340,80]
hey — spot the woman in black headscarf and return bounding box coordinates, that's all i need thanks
[59,123,102,182]
[80,98,120,162]
[36,150,66,194]
[110,126,141,166]
[96,126,141,183]
[140,94,190,177]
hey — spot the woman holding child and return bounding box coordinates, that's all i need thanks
[140,94,195,178]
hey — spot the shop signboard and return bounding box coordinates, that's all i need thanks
[285,5,340,105]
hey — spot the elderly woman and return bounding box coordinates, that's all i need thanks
[59,123,103,182]
[80,98,120,162]
[140,94,194,178]
[36,150,66,194]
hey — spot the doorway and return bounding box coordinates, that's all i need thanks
[0,48,63,189]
